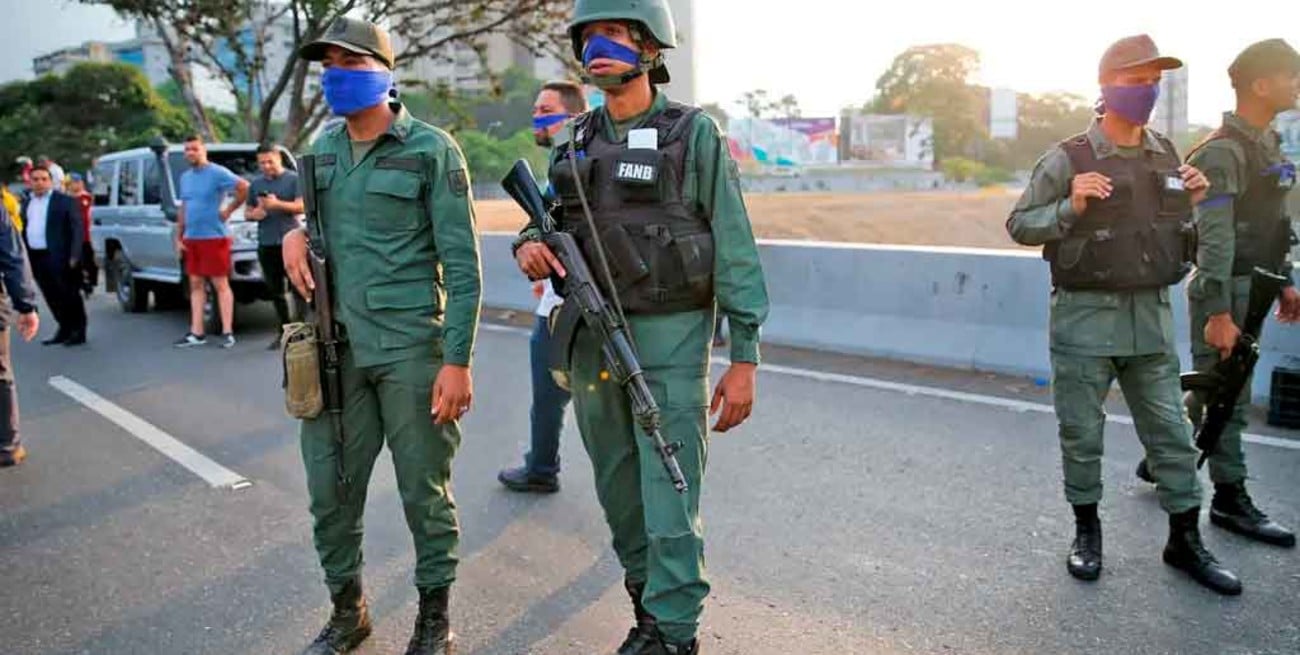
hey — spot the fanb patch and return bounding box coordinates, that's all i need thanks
[613,159,659,186]
[448,169,468,197]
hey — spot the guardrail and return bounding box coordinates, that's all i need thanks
[480,233,1299,404]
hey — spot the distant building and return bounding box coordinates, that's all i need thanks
[32,41,114,77]
[32,17,304,120]
[1150,66,1189,140]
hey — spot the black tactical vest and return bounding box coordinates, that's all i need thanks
[549,102,714,315]
[1045,132,1195,291]
[1188,125,1297,275]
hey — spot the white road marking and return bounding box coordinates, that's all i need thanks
[48,376,251,489]
[480,326,1300,453]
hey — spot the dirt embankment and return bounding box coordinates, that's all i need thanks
[474,188,1031,250]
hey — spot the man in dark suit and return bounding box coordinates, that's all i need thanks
[22,165,86,346]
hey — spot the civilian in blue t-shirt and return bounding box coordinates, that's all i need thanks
[174,135,249,349]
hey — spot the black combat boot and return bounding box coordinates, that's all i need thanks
[1210,482,1297,547]
[1163,508,1243,595]
[616,579,657,655]
[301,578,372,655]
[628,633,700,655]
[404,585,455,655]
[1066,503,1102,581]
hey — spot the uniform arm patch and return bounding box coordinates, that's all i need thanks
[448,169,469,197]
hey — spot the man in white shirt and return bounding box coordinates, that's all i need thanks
[497,81,588,494]
[37,156,65,190]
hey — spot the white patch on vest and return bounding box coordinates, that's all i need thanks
[616,162,655,182]
[1164,175,1185,191]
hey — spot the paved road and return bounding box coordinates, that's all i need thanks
[2,295,1298,655]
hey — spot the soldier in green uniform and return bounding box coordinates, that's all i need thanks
[283,17,481,655]
[512,1,769,652]
[1007,35,1242,595]
[1135,39,1300,548]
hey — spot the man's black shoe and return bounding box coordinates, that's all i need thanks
[497,466,559,494]
[0,446,27,468]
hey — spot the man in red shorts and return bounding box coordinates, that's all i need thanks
[173,135,249,349]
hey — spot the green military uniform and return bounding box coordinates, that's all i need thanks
[1165,38,1300,551]
[1185,112,1296,483]
[1008,119,1202,514]
[293,17,479,654]
[301,105,481,594]
[521,90,768,646]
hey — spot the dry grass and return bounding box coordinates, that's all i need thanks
[474,188,1031,249]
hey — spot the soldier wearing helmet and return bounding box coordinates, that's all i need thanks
[512,1,770,653]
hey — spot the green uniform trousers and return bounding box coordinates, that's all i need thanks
[569,309,712,644]
[1051,349,1202,513]
[1188,275,1256,485]
[300,344,461,594]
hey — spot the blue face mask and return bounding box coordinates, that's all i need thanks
[582,35,641,70]
[1100,83,1160,125]
[532,113,569,132]
[322,67,394,116]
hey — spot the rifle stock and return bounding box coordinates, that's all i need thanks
[502,159,688,493]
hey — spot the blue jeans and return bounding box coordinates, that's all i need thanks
[525,315,571,476]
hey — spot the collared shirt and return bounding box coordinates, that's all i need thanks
[25,191,51,250]
[1007,118,1180,357]
[309,103,482,368]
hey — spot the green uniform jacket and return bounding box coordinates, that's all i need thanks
[309,104,482,368]
[1007,119,1179,356]
[1186,111,1296,317]
[520,91,769,363]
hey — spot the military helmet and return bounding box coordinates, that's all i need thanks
[568,0,677,84]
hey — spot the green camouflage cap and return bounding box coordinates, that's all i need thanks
[1229,39,1300,86]
[299,17,395,69]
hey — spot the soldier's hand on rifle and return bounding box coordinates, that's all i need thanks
[1278,286,1300,324]
[283,228,315,300]
[710,362,756,433]
[1069,172,1113,216]
[431,365,473,424]
[1205,312,1241,360]
[1179,164,1210,205]
[516,241,566,280]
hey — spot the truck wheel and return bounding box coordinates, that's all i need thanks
[112,251,149,313]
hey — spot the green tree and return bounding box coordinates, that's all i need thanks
[84,0,573,148]
[982,91,1095,171]
[456,128,548,187]
[869,43,986,161]
[0,63,190,174]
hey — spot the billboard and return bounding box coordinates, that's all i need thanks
[1150,67,1189,139]
[839,113,934,169]
[727,117,839,167]
[989,88,1018,140]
